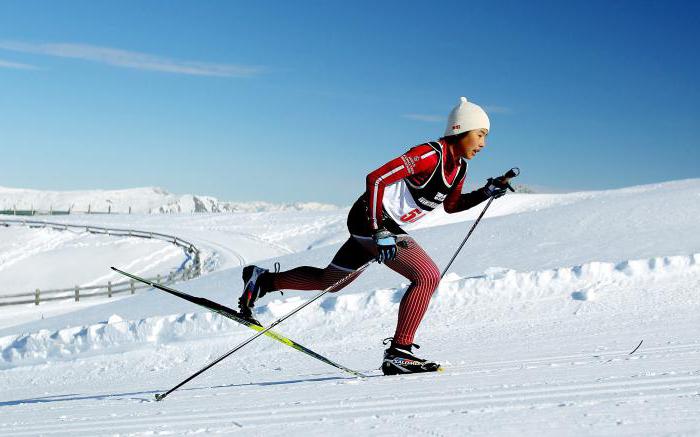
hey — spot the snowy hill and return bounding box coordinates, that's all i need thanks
[0,186,340,214]
[0,179,699,435]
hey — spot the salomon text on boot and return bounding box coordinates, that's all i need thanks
[381,338,441,375]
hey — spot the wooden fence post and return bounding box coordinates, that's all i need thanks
[0,227,199,307]
[194,252,201,277]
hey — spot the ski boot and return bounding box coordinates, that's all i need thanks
[381,338,441,375]
[238,263,280,323]
[237,265,269,323]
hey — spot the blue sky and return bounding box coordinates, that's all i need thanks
[1,0,698,204]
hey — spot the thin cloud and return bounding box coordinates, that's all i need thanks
[0,58,39,70]
[403,104,513,123]
[403,113,444,122]
[0,40,262,77]
[484,105,513,114]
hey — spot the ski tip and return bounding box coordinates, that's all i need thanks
[629,339,644,355]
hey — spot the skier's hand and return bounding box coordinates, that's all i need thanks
[481,176,512,199]
[373,228,397,263]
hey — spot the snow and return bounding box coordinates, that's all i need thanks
[0,185,340,214]
[0,226,183,296]
[1,179,699,435]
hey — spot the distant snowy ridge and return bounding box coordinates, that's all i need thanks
[0,186,340,214]
[2,252,697,369]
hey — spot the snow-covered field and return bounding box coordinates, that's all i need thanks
[1,179,699,436]
[0,226,184,295]
[0,185,339,214]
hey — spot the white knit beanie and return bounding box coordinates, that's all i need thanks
[444,96,490,137]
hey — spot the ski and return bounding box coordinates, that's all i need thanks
[111,267,366,378]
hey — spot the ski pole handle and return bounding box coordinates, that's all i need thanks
[503,167,520,179]
[501,167,520,192]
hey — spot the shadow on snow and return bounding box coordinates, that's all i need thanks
[0,374,370,407]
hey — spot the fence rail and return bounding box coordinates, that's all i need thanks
[0,219,203,307]
[0,268,196,307]
[1,204,127,215]
[0,205,194,215]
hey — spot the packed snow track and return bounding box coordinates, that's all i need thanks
[1,180,699,435]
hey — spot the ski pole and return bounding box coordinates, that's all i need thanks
[440,167,520,278]
[154,242,405,401]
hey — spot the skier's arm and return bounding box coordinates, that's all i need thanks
[365,144,438,230]
[443,175,490,214]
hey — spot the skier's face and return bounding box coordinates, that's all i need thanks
[458,129,488,160]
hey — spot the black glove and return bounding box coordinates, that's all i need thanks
[481,176,511,199]
[373,228,397,263]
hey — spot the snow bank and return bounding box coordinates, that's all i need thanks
[0,312,238,369]
[2,253,696,369]
[434,253,700,305]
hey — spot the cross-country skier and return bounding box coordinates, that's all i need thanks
[238,97,513,375]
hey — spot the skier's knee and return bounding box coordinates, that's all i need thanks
[414,265,440,290]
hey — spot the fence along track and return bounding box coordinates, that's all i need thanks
[0,218,202,306]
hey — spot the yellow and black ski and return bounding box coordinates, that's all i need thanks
[111,267,366,378]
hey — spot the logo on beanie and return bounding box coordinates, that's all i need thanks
[452,124,460,130]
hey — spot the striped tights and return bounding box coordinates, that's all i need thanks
[265,236,440,346]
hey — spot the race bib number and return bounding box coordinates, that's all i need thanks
[400,208,424,223]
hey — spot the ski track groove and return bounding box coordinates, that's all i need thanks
[190,235,246,268]
[0,229,83,272]
[5,385,698,436]
[454,342,700,370]
[221,230,295,255]
[3,371,700,435]
[4,386,699,435]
